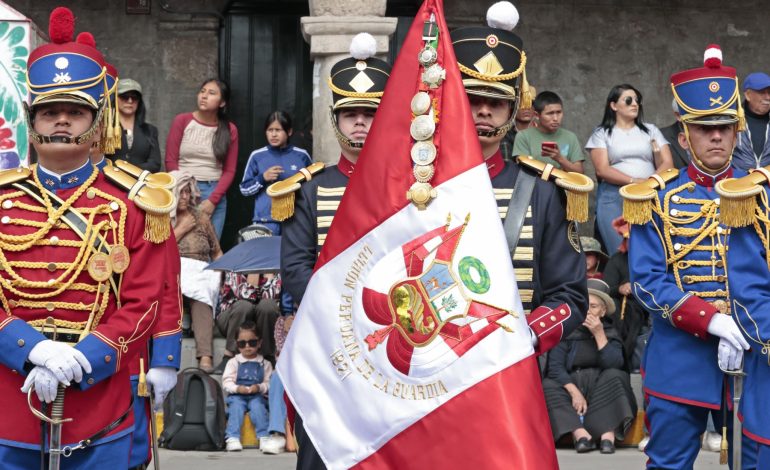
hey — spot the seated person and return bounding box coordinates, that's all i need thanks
[222,321,272,452]
[580,236,608,279]
[542,279,637,454]
[260,313,296,455]
[603,217,648,372]
[172,171,223,372]
[214,270,285,373]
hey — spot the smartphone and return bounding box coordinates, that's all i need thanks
[541,141,557,152]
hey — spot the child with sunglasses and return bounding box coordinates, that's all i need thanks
[221,321,273,451]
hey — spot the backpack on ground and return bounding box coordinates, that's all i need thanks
[158,368,226,451]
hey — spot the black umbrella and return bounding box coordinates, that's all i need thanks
[206,236,281,274]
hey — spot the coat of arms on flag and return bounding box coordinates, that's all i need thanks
[362,215,516,377]
[277,0,559,468]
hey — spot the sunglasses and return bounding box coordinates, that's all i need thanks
[119,93,140,102]
[236,339,260,348]
[622,96,641,106]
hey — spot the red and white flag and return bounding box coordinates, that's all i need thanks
[277,0,557,468]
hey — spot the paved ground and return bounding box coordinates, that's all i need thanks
[157,447,722,469]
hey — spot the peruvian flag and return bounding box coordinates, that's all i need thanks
[277,0,557,468]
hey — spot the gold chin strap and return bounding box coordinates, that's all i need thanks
[681,122,733,175]
[329,106,364,149]
[25,102,104,147]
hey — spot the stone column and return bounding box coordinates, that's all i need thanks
[301,0,397,164]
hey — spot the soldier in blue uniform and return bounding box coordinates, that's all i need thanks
[276,33,391,470]
[451,1,590,355]
[622,45,757,469]
[716,93,770,470]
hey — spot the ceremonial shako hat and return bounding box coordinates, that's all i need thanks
[329,33,391,112]
[671,45,744,128]
[451,1,533,137]
[27,7,107,110]
[329,33,391,149]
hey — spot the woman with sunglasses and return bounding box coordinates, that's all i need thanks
[587,84,673,254]
[107,78,161,172]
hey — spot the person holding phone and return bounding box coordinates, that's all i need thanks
[587,84,673,255]
[513,91,585,173]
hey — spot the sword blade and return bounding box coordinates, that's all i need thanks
[733,374,743,470]
[149,393,161,470]
[48,384,65,470]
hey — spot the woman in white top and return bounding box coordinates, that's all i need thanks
[586,84,673,254]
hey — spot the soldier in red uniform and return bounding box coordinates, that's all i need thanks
[0,7,174,468]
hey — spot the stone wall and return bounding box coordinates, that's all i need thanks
[6,0,226,155]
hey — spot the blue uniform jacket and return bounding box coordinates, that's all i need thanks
[726,188,770,445]
[240,145,311,225]
[629,163,745,409]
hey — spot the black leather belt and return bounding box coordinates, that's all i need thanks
[503,168,537,255]
[61,397,134,456]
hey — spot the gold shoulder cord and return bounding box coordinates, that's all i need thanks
[0,169,128,332]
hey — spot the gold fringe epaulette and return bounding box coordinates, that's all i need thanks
[517,156,594,222]
[113,160,176,190]
[715,167,770,227]
[267,162,325,221]
[0,167,31,187]
[619,168,679,225]
[103,164,175,243]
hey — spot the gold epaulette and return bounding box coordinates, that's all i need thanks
[0,167,31,187]
[114,160,176,190]
[517,156,595,222]
[715,167,770,227]
[267,162,325,221]
[619,168,679,225]
[103,164,175,243]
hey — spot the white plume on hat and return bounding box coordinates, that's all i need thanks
[349,32,377,60]
[487,1,519,31]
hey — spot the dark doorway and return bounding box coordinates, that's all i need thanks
[219,0,312,250]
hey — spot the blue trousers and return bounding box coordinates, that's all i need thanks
[596,181,623,255]
[0,431,131,470]
[225,394,269,440]
[128,378,151,468]
[198,180,227,239]
[268,372,286,434]
[646,394,757,469]
[758,443,770,470]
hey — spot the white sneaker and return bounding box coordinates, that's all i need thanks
[260,434,287,454]
[638,436,649,452]
[226,437,243,452]
[702,432,722,452]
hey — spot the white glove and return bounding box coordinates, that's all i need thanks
[27,340,92,384]
[706,314,750,351]
[21,366,60,403]
[146,367,177,408]
[717,337,744,371]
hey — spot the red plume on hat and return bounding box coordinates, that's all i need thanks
[49,7,75,44]
[76,31,96,48]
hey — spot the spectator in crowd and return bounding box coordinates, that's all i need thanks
[659,99,690,169]
[515,105,536,131]
[733,72,770,170]
[214,270,284,374]
[542,279,637,455]
[602,217,647,372]
[580,236,607,279]
[166,78,238,238]
[260,311,296,454]
[107,78,161,172]
[587,84,673,255]
[172,171,223,373]
[222,321,272,452]
[240,111,311,235]
[513,91,585,172]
